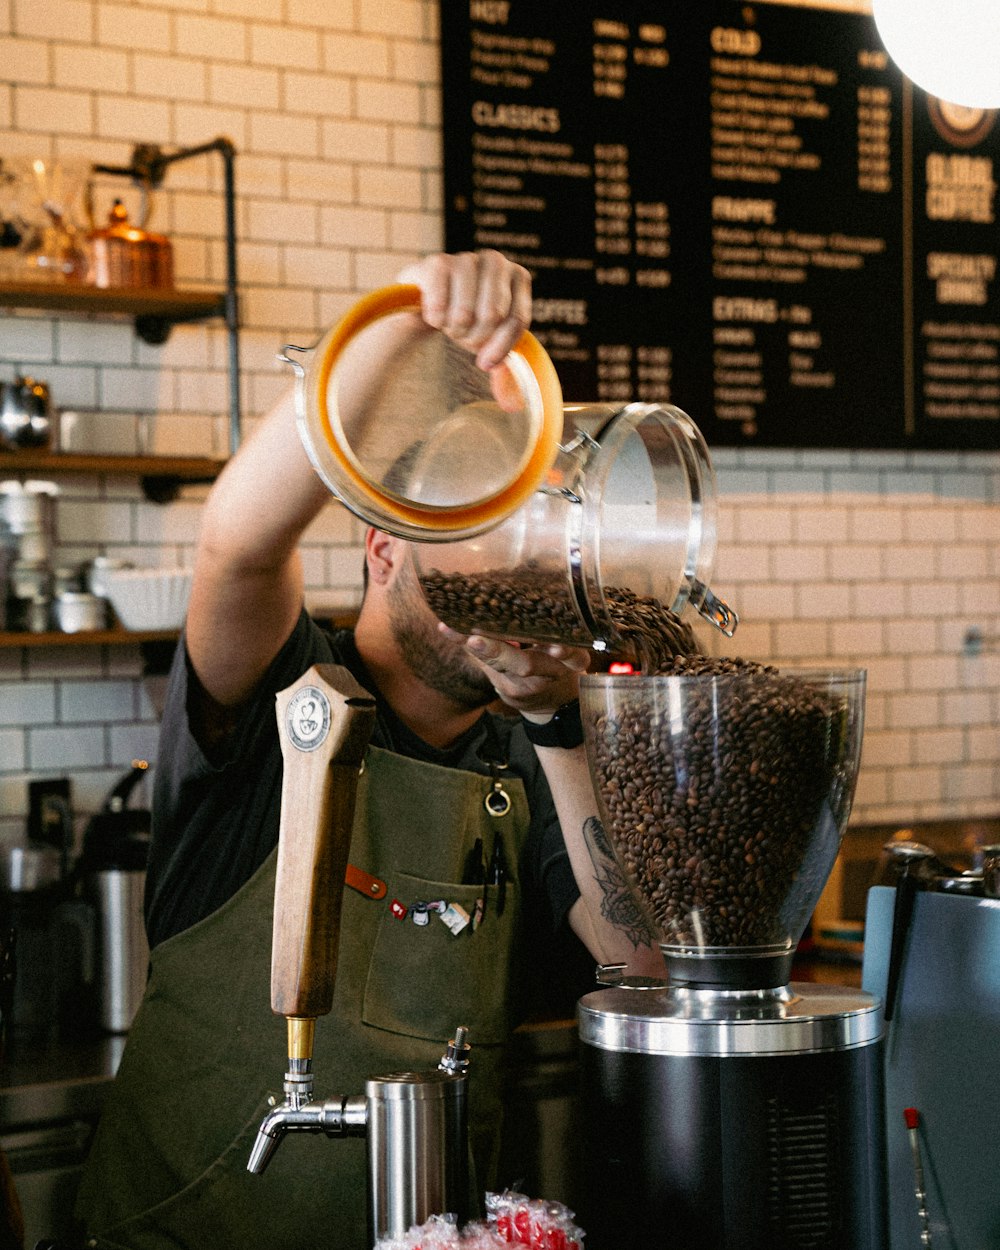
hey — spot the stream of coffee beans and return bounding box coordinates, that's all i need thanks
[418,564,851,950]
[417,566,701,670]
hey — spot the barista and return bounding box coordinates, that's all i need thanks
[75,249,662,1250]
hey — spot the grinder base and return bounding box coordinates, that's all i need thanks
[577,984,888,1250]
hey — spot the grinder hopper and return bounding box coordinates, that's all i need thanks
[581,666,867,988]
[574,667,888,1250]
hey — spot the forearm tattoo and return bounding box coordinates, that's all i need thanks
[583,815,655,949]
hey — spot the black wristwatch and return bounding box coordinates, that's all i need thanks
[521,699,584,749]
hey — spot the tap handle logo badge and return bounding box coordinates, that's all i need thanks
[286,686,331,751]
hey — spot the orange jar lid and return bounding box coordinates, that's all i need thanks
[295,284,564,540]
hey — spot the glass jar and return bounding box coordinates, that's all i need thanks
[411,402,737,656]
[292,287,737,655]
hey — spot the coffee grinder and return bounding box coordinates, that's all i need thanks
[576,667,888,1250]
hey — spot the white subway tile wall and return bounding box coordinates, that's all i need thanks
[712,449,999,821]
[0,0,997,848]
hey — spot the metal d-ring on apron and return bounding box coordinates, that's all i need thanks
[479,719,512,821]
[478,721,512,924]
[371,702,512,820]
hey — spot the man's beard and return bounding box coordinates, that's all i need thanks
[387,558,495,711]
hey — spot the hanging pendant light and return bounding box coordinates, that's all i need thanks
[872,0,1000,109]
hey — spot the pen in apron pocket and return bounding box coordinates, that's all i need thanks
[462,837,486,928]
[488,835,507,917]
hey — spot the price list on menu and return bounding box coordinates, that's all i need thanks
[441,1,1000,450]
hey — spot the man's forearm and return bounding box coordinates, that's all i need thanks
[186,385,332,707]
[198,386,330,571]
[535,742,663,975]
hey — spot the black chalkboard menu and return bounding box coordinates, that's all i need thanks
[441,1,1000,450]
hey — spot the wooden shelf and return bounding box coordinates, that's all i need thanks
[0,279,226,323]
[0,627,179,648]
[1,279,231,499]
[0,450,225,480]
[0,449,225,501]
[0,613,358,652]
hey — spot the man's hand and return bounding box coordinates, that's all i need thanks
[438,624,590,718]
[397,249,532,372]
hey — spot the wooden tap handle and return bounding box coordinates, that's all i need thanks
[271,664,376,1020]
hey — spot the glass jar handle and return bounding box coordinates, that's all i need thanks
[688,579,739,637]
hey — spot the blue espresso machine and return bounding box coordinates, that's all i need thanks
[863,880,1000,1249]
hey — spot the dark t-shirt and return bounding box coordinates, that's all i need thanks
[146,610,582,967]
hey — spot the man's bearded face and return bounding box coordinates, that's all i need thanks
[386,551,495,710]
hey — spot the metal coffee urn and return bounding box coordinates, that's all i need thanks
[576,668,888,1250]
[246,665,472,1246]
[79,761,152,1033]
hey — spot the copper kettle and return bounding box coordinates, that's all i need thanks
[88,199,173,290]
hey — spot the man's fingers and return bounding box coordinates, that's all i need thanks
[399,251,531,371]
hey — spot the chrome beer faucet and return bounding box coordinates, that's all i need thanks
[246,1014,368,1173]
[248,1025,472,1242]
[247,1025,472,1175]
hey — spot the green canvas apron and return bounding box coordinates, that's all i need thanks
[76,745,531,1250]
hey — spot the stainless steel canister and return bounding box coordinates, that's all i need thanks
[365,1069,469,1241]
[0,377,55,449]
[92,867,149,1032]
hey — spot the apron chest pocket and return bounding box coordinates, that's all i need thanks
[362,870,518,1045]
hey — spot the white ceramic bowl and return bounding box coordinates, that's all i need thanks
[104,567,193,631]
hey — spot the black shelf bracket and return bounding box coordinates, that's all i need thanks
[134,314,171,346]
[93,138,242,454]
[140,473,216,504]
